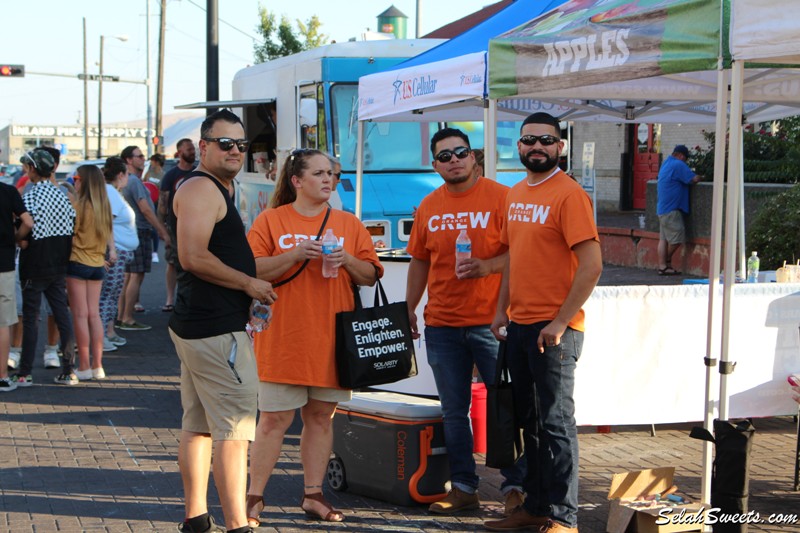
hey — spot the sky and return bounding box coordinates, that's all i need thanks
[0,0,501,129]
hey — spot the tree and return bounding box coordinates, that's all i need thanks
[253,4,329,63]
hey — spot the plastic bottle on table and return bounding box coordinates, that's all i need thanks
[321,229,339,278]
[455,229,471,277]
[249,300,271,332]
[746,251,760,283]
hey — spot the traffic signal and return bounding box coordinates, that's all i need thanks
[151,135,164,147]
[0,64,24,77]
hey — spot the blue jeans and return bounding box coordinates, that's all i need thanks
[19,276,75,376]
[506,321,582,528]
[425,325,524,493]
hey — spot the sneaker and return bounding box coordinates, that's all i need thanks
[43,345,60,368]
[11,374,33,387]
[54,373,79,385]
[429,487,480,514]
[7,348,20,370]
[152,252,160,263]
[107,335,127,346]
[504,489,526,516]
[0,377,17,392]
[74,368,93,381]
[118,321,151,331]
[176,514,226,532]
[485,508,550,531]
[92,367,107,380]
[103,337,118,352]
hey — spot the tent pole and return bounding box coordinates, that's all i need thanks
[738,142,746,274]
[484,99,497,180]
[355,120,364,220]
[701,62,729,508]
[720,60,745,422]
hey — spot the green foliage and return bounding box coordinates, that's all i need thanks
[253,4,329,63]
[746,184,800,269]
[688,122,800,184]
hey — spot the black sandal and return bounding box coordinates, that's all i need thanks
[246,494,265,528]
[658,266,681,276]
[301,492,344,522]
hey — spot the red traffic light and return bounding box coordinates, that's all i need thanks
[152,135,164,146]
[0,64,25,77]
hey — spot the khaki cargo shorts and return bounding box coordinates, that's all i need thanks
[258,381,352,412]
[658,210,686,245]
[0,270,18,327]
[169,329,258,441]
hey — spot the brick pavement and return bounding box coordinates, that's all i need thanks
[1,257,799,532]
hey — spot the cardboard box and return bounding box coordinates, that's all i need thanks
[606,468,708,533]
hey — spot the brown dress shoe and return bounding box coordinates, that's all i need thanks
[484,507,549,531]
[538,519,578,532]
[503,489,526,516]
[429,487,480,514]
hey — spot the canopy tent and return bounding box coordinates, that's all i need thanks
[488,0,800,506]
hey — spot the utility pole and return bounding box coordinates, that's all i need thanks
[82,18,89,159]
[155,0,166,153]
[146,0,153,157]
[207,0,219,115]
[416,0,422,38]
[98,35,104,158]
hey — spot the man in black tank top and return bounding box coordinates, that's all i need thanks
[168,109,276,533]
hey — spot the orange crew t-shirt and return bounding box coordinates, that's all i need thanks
[501,170,598,331]
[406,177,509,327]
[247,205,383,389]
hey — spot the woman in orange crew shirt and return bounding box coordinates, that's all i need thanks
[245,149,382,525]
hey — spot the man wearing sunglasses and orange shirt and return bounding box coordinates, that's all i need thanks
[486,113,602,533]
[406,128,525,517]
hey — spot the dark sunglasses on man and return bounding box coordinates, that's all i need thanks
[519,134,560,147]
[434,146,471,163]
[203,137,250,152]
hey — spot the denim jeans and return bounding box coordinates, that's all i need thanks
[506,321,582,528]
[425,325,525,493]
[19,275,75,376]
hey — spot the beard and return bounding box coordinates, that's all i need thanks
[443,173,471,185]
[519,149,560,173]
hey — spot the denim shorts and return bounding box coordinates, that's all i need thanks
[67,261,106,281]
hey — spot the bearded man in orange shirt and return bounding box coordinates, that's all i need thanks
[406,128,525,516]
[485,113,602,533]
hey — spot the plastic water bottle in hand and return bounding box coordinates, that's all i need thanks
[455,229,471,277]
[249,300,272,332]
[746,251,760,283]
[321,229,339,278]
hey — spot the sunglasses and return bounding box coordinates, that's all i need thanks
[22,151,38,170]
[434,146,471,163]
[519,135,560,147]
[203,137,249,152]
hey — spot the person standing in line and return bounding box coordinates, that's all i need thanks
[143,154,164,265]
[117,145,170,330]
[245,149,381,527]
[656,144,700,276]
[485,112,602,533]
[12,149,78,387]
[0,180,32,391]
[169,110,276,533]
[98,157,139,352]
[158,139,196,312]
[406,128,525,516]
[67,165,114,382]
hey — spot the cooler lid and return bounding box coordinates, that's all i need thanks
[338,392,442,420]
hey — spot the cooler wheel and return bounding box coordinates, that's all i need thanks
[326,457,347,491]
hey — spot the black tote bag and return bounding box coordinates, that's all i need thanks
[335,279,417,389]
[485,341,524,469]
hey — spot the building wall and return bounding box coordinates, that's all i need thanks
[571,121,714,212]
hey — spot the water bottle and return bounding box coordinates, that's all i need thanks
[321,229,339,278]
[746,251,760,283]
[455,229,471,276]
[249,300,271,332]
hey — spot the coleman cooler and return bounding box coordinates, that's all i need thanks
[326,392,449,506]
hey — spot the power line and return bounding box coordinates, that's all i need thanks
[184,0,261,42]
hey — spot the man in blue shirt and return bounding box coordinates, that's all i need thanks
[656,145,700,275]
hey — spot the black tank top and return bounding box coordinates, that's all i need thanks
[169,171,256,339]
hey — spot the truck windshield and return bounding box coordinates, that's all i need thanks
[331,84,436,172]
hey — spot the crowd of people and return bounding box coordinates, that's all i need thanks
[1,138,197,390]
